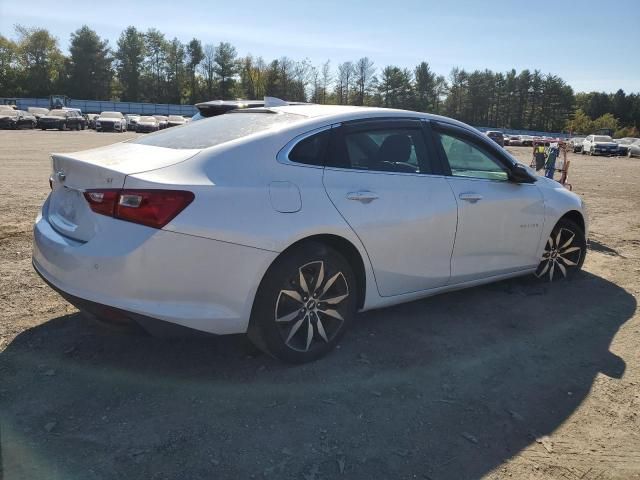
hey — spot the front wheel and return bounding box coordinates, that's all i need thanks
[535,218,586,282]
[248,242,357,363]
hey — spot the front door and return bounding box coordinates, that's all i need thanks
[432,123,545,283]
[323,119,458,297]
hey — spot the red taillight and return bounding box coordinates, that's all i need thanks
[83,190,119,216]
[83,189,194,229]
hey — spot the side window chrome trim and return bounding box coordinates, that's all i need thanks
[276,123,340,168]
[323,165,448,179]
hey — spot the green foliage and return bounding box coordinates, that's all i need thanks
[0,35,20,96]
[13,25,64,97]
[67,26,112,100]
[566,109,594,134]
[592,113,619,132]
[115,26,145,101]
[213,42,238,99]
[613,126,639,138]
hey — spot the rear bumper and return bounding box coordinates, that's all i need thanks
[32,202,277,335]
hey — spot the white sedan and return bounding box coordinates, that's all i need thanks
[33,103,588,363]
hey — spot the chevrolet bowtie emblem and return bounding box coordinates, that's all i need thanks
[56,171,66,182]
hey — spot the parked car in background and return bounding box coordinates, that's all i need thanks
[167,115,187,127]
[503,135,511,146]
[582,135,618,156]
[0,109,37,129]
[626,139,640,158]
[153,115,169,129]
[614,137,639,156]
[485,130,505,147]
[520,135,534,146]
[508,135,523,146]
[125,114,140,131]
[96,111,126,132]
[135,116,160,133]
[39,109,87,130]
[33,103,588,363]
[568,137,585,153]
[86,114,99,129]
[27,107,49,126]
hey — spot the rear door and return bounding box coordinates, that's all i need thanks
[431,122,545,283]
[323,119,458,297]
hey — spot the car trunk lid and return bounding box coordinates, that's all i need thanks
[47,142,199,241]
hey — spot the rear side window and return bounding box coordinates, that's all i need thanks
[328,126,429,174]
[132,112,303,149]
[288,130,330,166]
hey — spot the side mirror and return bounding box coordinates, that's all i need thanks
[509,163,536,183]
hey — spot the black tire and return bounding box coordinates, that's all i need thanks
[248,242,357,363]
[534,218,586,282]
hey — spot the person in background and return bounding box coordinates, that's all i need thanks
[534,143,546,170]
[545,142,559,179]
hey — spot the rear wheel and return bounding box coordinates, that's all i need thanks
[535,218,586,282]
[248,242,357,363]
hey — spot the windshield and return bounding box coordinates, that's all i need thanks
[594,136,612,142]
[139,116,156,122]
[131,111,304,149]
[48,110,67,117]
[1,110,18,117]
[168,116,184,121]
[100,112,123,118]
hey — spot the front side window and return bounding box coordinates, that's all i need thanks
[328,126,429,174]
[437,131,509,181]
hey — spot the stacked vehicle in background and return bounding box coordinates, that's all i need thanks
[582,135,618,156]
[0,108,37,129]
[614,137,640,157]
[153,115,169,129]
[167,115,188,127]
[135,116,160,133]
[125,114,141,131]
[39,109,87,130]
[95,111,126,132]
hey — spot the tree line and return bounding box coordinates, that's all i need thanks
[1,25,639,136]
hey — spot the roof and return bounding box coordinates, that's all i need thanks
[253,104,475,133]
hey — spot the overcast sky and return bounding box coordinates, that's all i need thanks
[1,0,638,93]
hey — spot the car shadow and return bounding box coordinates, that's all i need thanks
[0,271,634,480]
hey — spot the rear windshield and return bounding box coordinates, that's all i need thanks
[132,111,304,149]
[101,112,123,118]
[48,110,67,117]
[168,115,184,121]
[594,136,612,142]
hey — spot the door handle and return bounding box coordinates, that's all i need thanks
[459,192,483,203]
[346,191,379,204]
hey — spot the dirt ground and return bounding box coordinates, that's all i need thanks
[0,130,639,480]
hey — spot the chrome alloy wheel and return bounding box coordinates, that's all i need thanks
[275,261,349,352]
[535,227,583,281]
